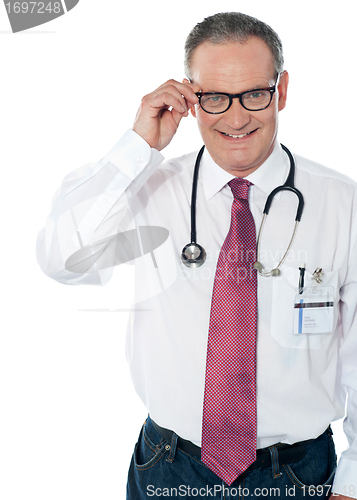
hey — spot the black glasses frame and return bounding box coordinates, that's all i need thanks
[195,76,279,114]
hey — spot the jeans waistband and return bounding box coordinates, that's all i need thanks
[151,418,332,472]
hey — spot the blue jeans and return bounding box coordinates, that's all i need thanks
[127,416,337,499]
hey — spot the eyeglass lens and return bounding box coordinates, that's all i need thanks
[200,90,272,113]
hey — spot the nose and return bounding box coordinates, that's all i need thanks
[223,97,251,129]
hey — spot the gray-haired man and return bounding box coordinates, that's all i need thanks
[37,12,357,499]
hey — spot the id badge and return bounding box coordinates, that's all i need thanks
[293,286,334,335]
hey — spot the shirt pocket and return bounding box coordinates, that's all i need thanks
[270,264,339,350]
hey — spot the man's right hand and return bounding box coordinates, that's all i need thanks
[133,79,200,151]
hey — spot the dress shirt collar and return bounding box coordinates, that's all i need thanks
[201,140,289,200]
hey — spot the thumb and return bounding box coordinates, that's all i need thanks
[171,106,187,127]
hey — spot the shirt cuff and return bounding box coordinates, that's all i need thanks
[105,129,164,180]
[332,457,357,498]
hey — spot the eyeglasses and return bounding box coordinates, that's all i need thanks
[195,76,279,114]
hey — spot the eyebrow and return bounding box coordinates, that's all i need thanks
[201,83,271,94]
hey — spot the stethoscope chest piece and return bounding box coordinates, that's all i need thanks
[181,242,206,268]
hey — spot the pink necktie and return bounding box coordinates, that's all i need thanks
[201,177,257,486]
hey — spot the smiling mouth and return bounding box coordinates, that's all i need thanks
[220,129,257,138]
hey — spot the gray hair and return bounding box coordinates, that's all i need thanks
[184,12,284,80]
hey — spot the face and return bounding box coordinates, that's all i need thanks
[190,37,289,177]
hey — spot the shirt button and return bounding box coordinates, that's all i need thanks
[135,155,144,165]
[165,444,171,451]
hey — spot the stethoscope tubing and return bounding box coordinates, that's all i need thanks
[181,143,304,273]
[190,145,205,243]
[263,144,304,222]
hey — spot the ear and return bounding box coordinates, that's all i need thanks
[278,70,289,112]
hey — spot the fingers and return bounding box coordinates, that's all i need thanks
[142,79,199,117]
[148,91,188,117]
[182,78,200,104]
[180,79,201,111]
[133,79,200,150]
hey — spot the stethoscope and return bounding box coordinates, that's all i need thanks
[181,144,304,276]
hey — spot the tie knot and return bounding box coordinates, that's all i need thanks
[228,177,252,200]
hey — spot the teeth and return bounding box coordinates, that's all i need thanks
[223,131,251,138]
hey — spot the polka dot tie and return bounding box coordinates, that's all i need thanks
[201,178,257,486]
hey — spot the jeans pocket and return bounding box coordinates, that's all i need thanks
[134,420,168,471]
[283,432,337,491]
[284,463,336,490]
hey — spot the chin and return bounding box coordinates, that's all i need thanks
[222,154,257,175]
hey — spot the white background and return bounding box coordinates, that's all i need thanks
[0,1,356,498]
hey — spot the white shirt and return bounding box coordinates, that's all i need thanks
[37,129,357,496]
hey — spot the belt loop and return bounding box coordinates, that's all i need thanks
[269,445,283,479]
[166,432,178,463]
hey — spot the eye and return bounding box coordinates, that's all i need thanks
[248,92,264,99]
[242,90,271,108]
[205,95,226,104]
[200,94,228,107]
[209,95,224,102]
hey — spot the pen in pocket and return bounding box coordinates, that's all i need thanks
[299,263,305,294]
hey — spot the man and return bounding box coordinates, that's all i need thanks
[37,12,357,499]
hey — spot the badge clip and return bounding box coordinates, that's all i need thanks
[312,268,324,284]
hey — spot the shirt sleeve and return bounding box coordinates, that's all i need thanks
[36,129,164,285]
[332,191,357,497]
